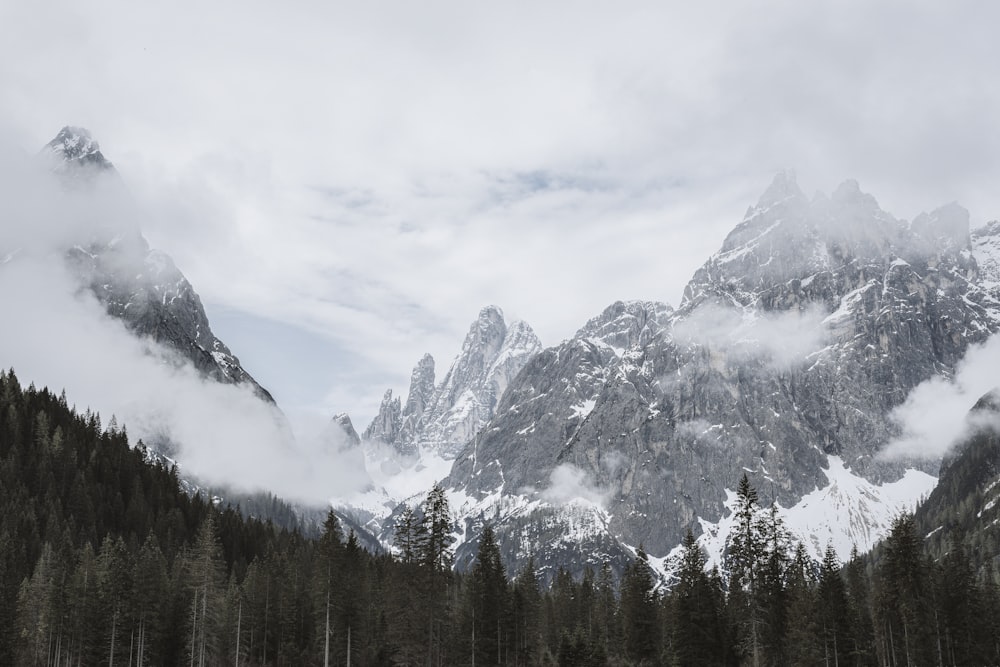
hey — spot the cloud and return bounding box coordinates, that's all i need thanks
[539,463,611,509]
[3,1,1000,430]
[0,158,372,505]
[881,334,1000,460]
[672,303,829,370]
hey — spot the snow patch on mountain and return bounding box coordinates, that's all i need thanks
[693,456,936,568]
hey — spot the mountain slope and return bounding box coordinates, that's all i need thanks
[914,391,1000,571]
[438,173,1000,576]
[364,305,542,458]
[42,127,273,401]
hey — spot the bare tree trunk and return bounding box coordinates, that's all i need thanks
[109,609,117,667]
[262,584,269,667]
[752,616,760,667]
[346,625,351,667]
[887,619,896,667]
[235,598,242,667]
[824,623,829,667]
[903,620,912,667]
[199,586,208,667]
[190,592,198,667]
[324,589,330,667]
[933,609,943,667]
[137,617,144,667]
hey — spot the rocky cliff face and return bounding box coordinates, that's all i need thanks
[439,173,1000,577]
[41,127,273,401]
[364,306,543,459]
[914,392,1000,572]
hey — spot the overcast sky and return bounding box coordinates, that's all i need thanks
[3,1,1000,429]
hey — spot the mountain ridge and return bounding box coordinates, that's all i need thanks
[382,172,1000,579]
[39,126,275,404]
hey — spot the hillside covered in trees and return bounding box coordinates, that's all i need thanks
[1,368,999,665]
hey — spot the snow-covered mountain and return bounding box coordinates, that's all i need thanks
[409,172,1000,580]
[363,305,543,459]
[39,127,273,402]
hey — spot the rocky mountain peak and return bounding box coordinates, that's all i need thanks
[35,127,274,405]
[330,413,362,449]
[363,389,402,445]
[756,169,805,208]
[825,178,888,219]
[363,306,542,459]
[43,126,113,171]
[575,300,673,351]
[397,354,437,451]
[463,305,508,354]
[433,174,1000,581]
[911,202,971,250]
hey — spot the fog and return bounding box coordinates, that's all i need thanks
[672,302,830,370]
[882,334,1000,460]
[538,463,611,510]
[0,151,372,505]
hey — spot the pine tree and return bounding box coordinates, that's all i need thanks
[130,536,169,666]
[466,524,509,666]
[671,529,722,666]
[873,513,933,667]
[935,539,983,666]
[393,505,421,565]
[620,546,659,665]
[417,484,454,666]
[419,485,454,572]
[315,509,342,666]
[784,543,822,666]
[15,543,57,666]
[843,545,875,667]
[96,535,133,667]
[184,514,226,667]
[758,503,792,664]
[817,544,851,667]
[725,474,767,667]
[512,557,543,666]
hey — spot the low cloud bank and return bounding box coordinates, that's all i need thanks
[672,303,829,369]
[536,463,611,509]
[882,334,1000,460]
[0,153,371,505]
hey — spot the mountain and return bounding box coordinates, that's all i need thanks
[914,391,1000,571]
[364,305,543,459]
[41,127,273,402]
[431,173,1000,578]
[42,126,116,175]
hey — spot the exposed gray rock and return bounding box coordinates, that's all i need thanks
[364,305,543,458]
[397,353,436,452]
[42,127,274,402]
[42,126,116,175]
[363,389,401,444]
[331,413,362,449]
[443,173,1000,575]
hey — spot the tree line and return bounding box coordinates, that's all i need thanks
[1,368,999,665]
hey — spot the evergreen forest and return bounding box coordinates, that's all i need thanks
[1,368,999,666]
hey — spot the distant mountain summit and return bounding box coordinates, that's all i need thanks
[364,305,543,458]
[425,173,1000,580]
[43,126,113,170]
[38,127,273,402]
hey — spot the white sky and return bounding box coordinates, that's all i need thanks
[3,1,1000,430]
